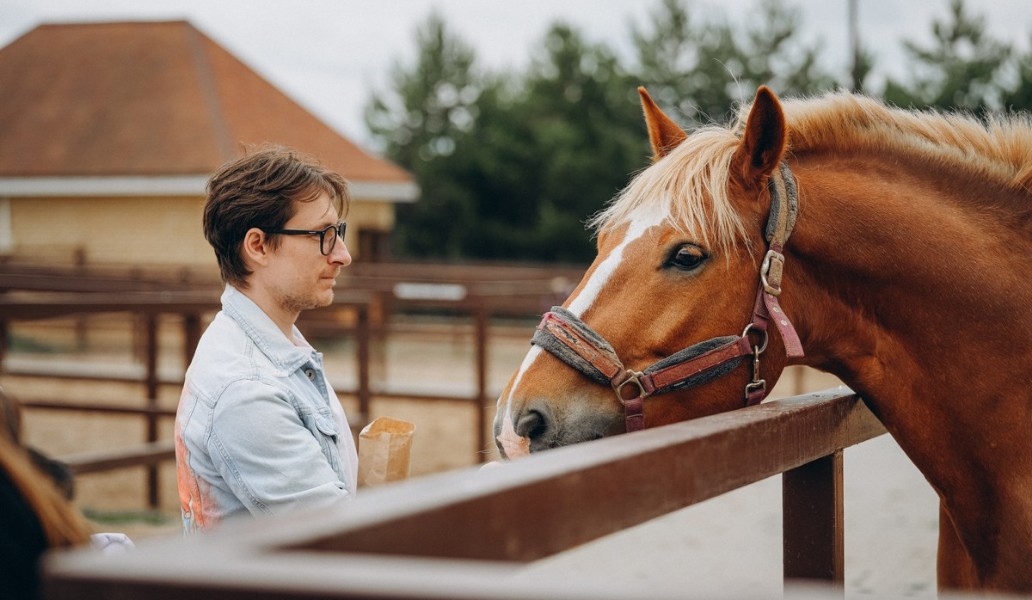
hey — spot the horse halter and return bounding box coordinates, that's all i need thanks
[531,163,805,432]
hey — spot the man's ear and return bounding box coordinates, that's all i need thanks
[241,228,270,268]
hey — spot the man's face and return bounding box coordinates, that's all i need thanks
[264,192,351,314]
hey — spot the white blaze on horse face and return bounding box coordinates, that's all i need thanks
[567,204,668,318]
[497,395,532,458]
[496,203,669,458]
[496,347,542,458]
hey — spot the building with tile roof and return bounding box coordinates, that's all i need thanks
[0,20,418,267]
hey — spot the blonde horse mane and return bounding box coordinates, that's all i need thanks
[590,90,1032,252]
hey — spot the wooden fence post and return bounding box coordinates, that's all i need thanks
[144,313,160,509]
[783,450,845,587]
[356,304,370,428]
[182,313,201,368]
[0,319,7,371]
[473,302,488,462]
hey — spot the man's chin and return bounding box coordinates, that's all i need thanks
[313,289,335,308]
[282,291,334,314]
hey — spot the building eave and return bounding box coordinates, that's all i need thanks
[0,176,420,202]
[349,180,420,202]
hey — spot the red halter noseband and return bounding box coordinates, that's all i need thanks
[531,163,805,432]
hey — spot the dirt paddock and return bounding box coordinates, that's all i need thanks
[3,315,938,597]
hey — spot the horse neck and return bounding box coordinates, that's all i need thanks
[784,154,1032,491]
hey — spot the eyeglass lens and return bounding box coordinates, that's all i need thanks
[320,222,346,255]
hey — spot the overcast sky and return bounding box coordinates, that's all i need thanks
[3,0,1031,148]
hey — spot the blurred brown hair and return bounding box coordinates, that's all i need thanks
[0,387,91,547]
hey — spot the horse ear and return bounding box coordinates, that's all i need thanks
[732,86,787,187]
[639,87,687,161]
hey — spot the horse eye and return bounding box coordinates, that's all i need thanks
[667,244,708,271]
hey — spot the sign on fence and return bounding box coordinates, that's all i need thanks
[393,282,467,301]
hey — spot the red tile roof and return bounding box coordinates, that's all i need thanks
[0,20,413,186]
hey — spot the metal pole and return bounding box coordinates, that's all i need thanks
[849,0,862,92]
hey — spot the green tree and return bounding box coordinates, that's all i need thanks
[883,0,1011,111]
[364,11,480,166]
[450,24,646,262]
[631,0,733,124]
[367,18,647,263]
[631,0,836,126]
[435,74,545,260]
[1001,36,1032,112]
[365,2,856,263]
[510,24,646,262]
[364,12,483,258]
[737,0,837,98]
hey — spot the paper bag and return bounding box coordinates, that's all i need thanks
[358,416,415,487]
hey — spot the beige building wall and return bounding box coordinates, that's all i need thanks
[10,196,212,267]
[7,195,394,267]
[347,198,395,231]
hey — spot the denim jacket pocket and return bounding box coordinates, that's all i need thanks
[310,410,343,477]
[313,411,339,444]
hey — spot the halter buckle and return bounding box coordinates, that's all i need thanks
[614,370,647,403]
[761,249,785,296]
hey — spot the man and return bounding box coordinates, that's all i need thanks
[175,146,358,532]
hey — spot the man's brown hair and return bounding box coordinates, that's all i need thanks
[203,146,350,288]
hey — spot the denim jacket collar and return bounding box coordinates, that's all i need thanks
[220,285,315,375]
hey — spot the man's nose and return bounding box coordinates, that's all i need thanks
[330,237,352,266]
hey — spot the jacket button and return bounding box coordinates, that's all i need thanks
[305,369,316,381]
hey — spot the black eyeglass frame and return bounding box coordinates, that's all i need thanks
[264,221,346,256]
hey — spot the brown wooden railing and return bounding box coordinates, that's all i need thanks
[0,262,577,507]
[42,389,886,598]
[3,263,897,595]
[0,288,371,508]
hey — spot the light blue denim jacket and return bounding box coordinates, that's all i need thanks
[175,285,358,532]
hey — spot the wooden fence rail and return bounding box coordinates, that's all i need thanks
[4,264,898,596]
[42,390,886,599]
[0,286,533,506]
[61,441,176,476]
[0,289,371,507]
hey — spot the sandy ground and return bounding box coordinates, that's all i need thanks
[4,317,939,597]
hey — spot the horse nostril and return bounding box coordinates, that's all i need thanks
[516,409,549,440]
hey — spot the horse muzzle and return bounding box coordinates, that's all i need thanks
[495,394,622,458]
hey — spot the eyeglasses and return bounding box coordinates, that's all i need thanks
[265,221,346,256]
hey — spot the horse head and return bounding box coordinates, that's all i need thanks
[495,86,804,458]
[493,81,1032,595]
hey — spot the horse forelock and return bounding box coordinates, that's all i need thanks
[589,127,749,255]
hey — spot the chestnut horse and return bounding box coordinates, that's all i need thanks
[493,86,1032,592]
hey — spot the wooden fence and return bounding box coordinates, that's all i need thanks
[41,389,886,599]
[4,263,899,596]
[0,262,579,507]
